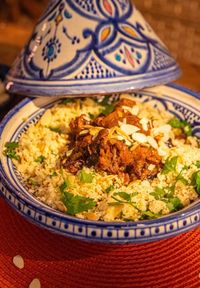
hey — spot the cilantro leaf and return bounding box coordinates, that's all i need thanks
[35,155,46,164]
[150,187,165,200]
[98,96,115,116]
[5,142,19,149]
[59,177,71,194]
[50,171,58,178]
[195,161,200,168]
[28,178,39,187]
[4,141,20,161]
[191,170,200,195]
[48,126,62,134]
[88,113,95,120]
[166,197,183,212]
[78,170,94,183]
[168,118,192,136]
[183,124,192,137]
[176,174,189,185]
[162,156,178,175]
[101,96,110,106]
[140,211,160,220]
[62,192,96,215]
[113,192,131,202]
[106,185,115,193]
[101,104,114,116]
[111,192,138,208]
[168,118,183,129]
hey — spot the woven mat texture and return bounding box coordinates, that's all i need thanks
[0,197,200,288]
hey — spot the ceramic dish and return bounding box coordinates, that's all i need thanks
[0,83,199,243]
[5,0,180,96]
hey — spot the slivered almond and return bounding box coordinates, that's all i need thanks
[115,127,132,142]
[116,135,125,141]
[147,136,158,149]
[152,125,171,137]
[120,123,140,135]
[132,133,147,143]
[122,105,139,116]
[79,130,89,135]
[140,118,149,131]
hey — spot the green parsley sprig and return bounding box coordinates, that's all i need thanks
[62,192,96,215]
[78,170,94,183]
[168,117,192,136]
[162,156,178,175]
[35,155,46,164]
[191,170,200,195]
[4,142,20,161]
[59,169,96,215]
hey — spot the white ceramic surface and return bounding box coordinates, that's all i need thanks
[0,84,199,243]
[5,0,180,96]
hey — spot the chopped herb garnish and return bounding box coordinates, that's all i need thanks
[98,95,115,116]
[166,197,183,212]
[100,96,111,106]
[165,184,176,197]
[62,191,96,215]
[48,126,62,134]
[78,170,94,183]
[114,192,131,202]
[183,124,192,137]
[168,117,192,136]
[101,104,114,116]
[168,118,184,129]
[5,142,19,149]
[59,177,71,194]
[88,113,95,120]
[35,155,46,164]
[150,187,165,200]
[140,211,160,220]
[110,192,138,209]
[195,161,200,168]
[176,174,189,185]
[61,99,74,105]
[105,185,115,193]
[191,170,200,195]
[162,156,178,175]
[29,179,39,186]
[50,171,58,178]
[4,141,20,161]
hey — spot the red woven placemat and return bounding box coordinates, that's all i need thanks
[0,196,200,288]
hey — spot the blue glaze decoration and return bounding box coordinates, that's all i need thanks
[5,0,180,96]
[0,85,199,243]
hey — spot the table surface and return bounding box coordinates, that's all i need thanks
[0,23,200,92]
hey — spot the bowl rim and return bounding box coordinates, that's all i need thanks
[0,83,200,229]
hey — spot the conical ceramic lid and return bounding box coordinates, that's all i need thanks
[5,0,181,97]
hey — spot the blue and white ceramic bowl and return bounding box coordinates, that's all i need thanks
[0,84,199,244]
[5,0,180,96]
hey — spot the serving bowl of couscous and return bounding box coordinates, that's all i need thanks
[0,83,199,243]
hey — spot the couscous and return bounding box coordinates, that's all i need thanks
[4,95,200,221]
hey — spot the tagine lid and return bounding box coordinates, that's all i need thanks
[5,0,181,97]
